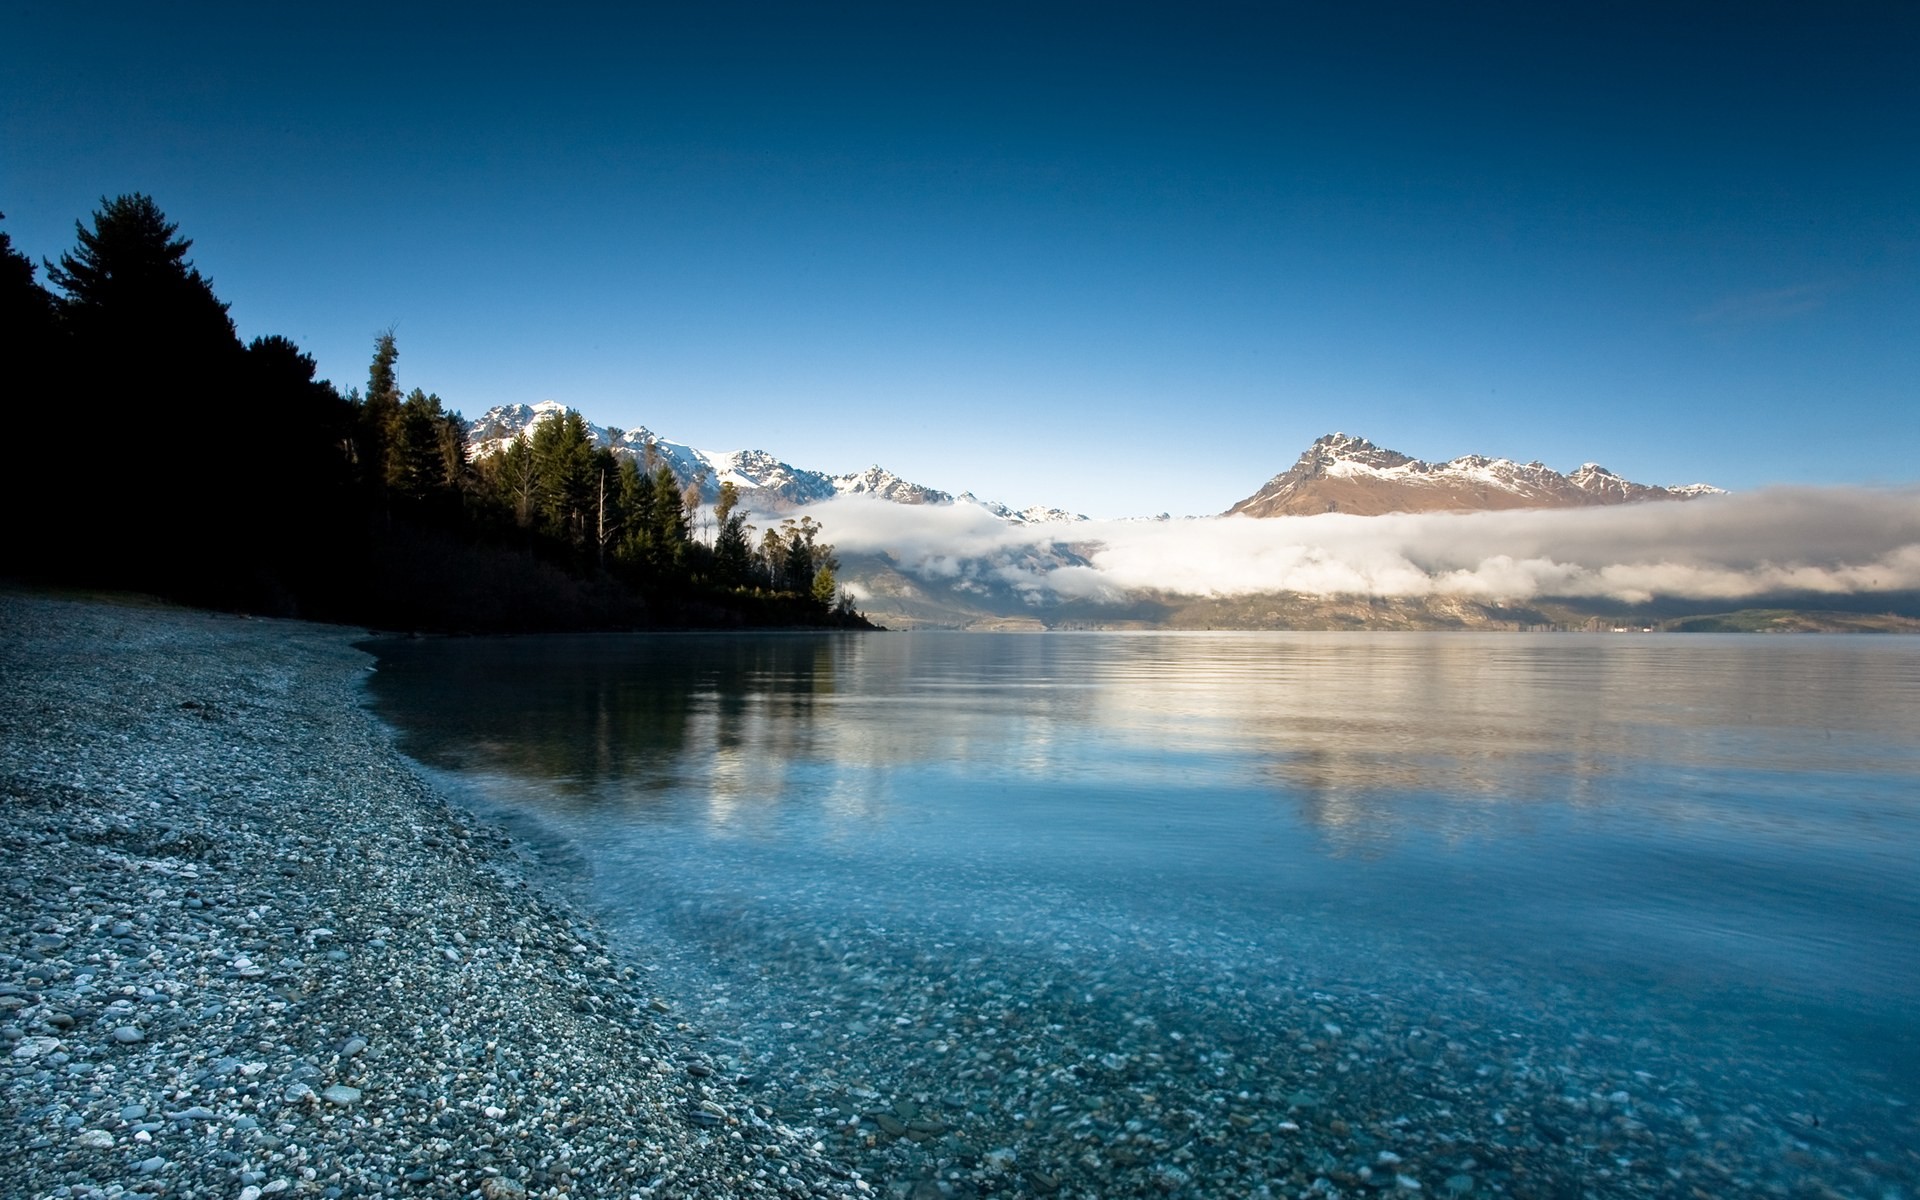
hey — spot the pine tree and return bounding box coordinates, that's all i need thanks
[3,214,66,570]
[360,331,402,492]
[531,408,596,547]
[0,212,57,349]
[45,194,237,355]
[43,195,246,593]
[488,433,539,529]
[435,411,469,501]
[616,457,656,564]
[811,564,839,608]
[711,482,753,585]
[651,463,689,555]
[393,388,452,499]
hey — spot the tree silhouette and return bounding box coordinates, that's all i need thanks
[46,194,237,358]
[0,212,57,347]
[41,194,247,595]
[12,194,873,630]
[2,214,66,570]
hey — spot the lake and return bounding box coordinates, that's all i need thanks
[364,632,1920,1199]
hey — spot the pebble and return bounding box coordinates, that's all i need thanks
[12,590,1912,1200]
[110,1025,144,1044]
[0,596,855,1200]
[321,1084,362,1105]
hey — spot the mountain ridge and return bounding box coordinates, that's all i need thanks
[1226,432,1723,518]
[466,401,1085,523]
[468,405,1721,525]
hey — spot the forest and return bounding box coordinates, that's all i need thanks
[0,195,873,632]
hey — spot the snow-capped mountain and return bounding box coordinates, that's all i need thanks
[468,402,714,487]
[954,493,1091,526]
[464,402,1086,521]
[1227,433,1723,518]
[831,465,953,506]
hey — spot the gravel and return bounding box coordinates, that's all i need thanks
[0,591,864,1200]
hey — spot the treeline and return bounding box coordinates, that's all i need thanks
[0,195,871,631]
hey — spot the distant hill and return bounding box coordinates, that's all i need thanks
[1227,432,1723,518]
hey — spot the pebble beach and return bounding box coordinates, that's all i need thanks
[9,593,1917,1200]
[0,592,858,1200]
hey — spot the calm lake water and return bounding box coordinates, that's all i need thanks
[365,632,1920,1199]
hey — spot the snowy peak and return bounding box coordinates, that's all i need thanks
[1300,432,1417,476]
[1229,433,1723,517]
[954,493,1090,525]
[461,402,1078,521]
[707,449,838,506]
[832,466,953,506]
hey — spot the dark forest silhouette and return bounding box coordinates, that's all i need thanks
[1,196,871,632]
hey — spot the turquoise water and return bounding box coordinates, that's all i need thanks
[366,632,1920,1199]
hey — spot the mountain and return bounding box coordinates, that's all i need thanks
[465,401,1087,520]
[1226,432,1723,518]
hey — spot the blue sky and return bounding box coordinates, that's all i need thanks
[5,1,1915,516]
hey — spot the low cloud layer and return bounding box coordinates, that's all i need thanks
[790,488,1920,606]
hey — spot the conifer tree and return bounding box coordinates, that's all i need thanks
[531,409,596,546]
[394,388,452,499]
[360,331,402,491]
[485,433,540,530]
[811,564,839,608]
[45,194,237,355]
[3,214,66,569]
[649,462,689,565]
[0,212,57,347]
[616,456,656,562]
[43,195,246,592]
[711,482,754,585]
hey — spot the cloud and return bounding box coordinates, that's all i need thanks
[788,488,1920,606]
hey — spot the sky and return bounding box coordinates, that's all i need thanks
[5,1,1916,517]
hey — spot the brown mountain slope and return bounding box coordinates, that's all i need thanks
[1228,433,1722,517]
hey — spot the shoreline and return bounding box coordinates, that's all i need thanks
[0,592,857,1199]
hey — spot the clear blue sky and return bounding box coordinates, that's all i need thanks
[5,1,1915,516]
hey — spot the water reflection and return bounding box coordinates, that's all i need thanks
[369,633,861,811]
[365,630,1920,1197]
[369,631,1920,848]
[365,631,1920,1007]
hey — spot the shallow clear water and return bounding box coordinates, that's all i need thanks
[366,632,1920,1198]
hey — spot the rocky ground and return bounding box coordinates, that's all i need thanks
[0,591,862,1200]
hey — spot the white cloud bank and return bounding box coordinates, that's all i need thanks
[794,488,1920,606]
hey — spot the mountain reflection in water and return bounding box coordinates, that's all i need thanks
[366,631,1920,1198]
[368,631,1911,836]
